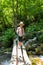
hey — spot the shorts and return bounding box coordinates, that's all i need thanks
[18,36,23,42]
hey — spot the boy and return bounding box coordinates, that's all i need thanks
[16,21,24,46]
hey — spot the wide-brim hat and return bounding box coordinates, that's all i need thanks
[19,21,24,26]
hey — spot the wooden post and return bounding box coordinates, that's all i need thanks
[16,41,18,65]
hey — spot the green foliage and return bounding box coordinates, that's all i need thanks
[3,28,13,42]
[25,20,43,42]
[26,21,43,33]
[38,32,43,43]
[0,0,43,50]
[1,28,16,48]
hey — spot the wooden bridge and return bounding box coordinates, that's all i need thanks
[10,38,32,65]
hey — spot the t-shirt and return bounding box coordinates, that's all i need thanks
[16,27,24,37]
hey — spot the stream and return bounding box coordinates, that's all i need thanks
[0,54,43,65]
[0,53,11,65]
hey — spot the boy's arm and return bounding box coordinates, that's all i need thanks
[23,28,25,36]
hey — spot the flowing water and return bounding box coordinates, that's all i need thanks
[0,53,11,65]
[0,54,43,65]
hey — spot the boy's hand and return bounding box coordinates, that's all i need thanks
[22,36,24,39]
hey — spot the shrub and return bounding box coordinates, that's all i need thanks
[2,28,16,48]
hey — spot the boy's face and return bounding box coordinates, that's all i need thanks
[20,24,23,27]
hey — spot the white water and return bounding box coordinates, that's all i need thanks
[2,60,10,65]
[1,55,43,65]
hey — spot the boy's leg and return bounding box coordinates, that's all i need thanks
[18,41,22,46]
